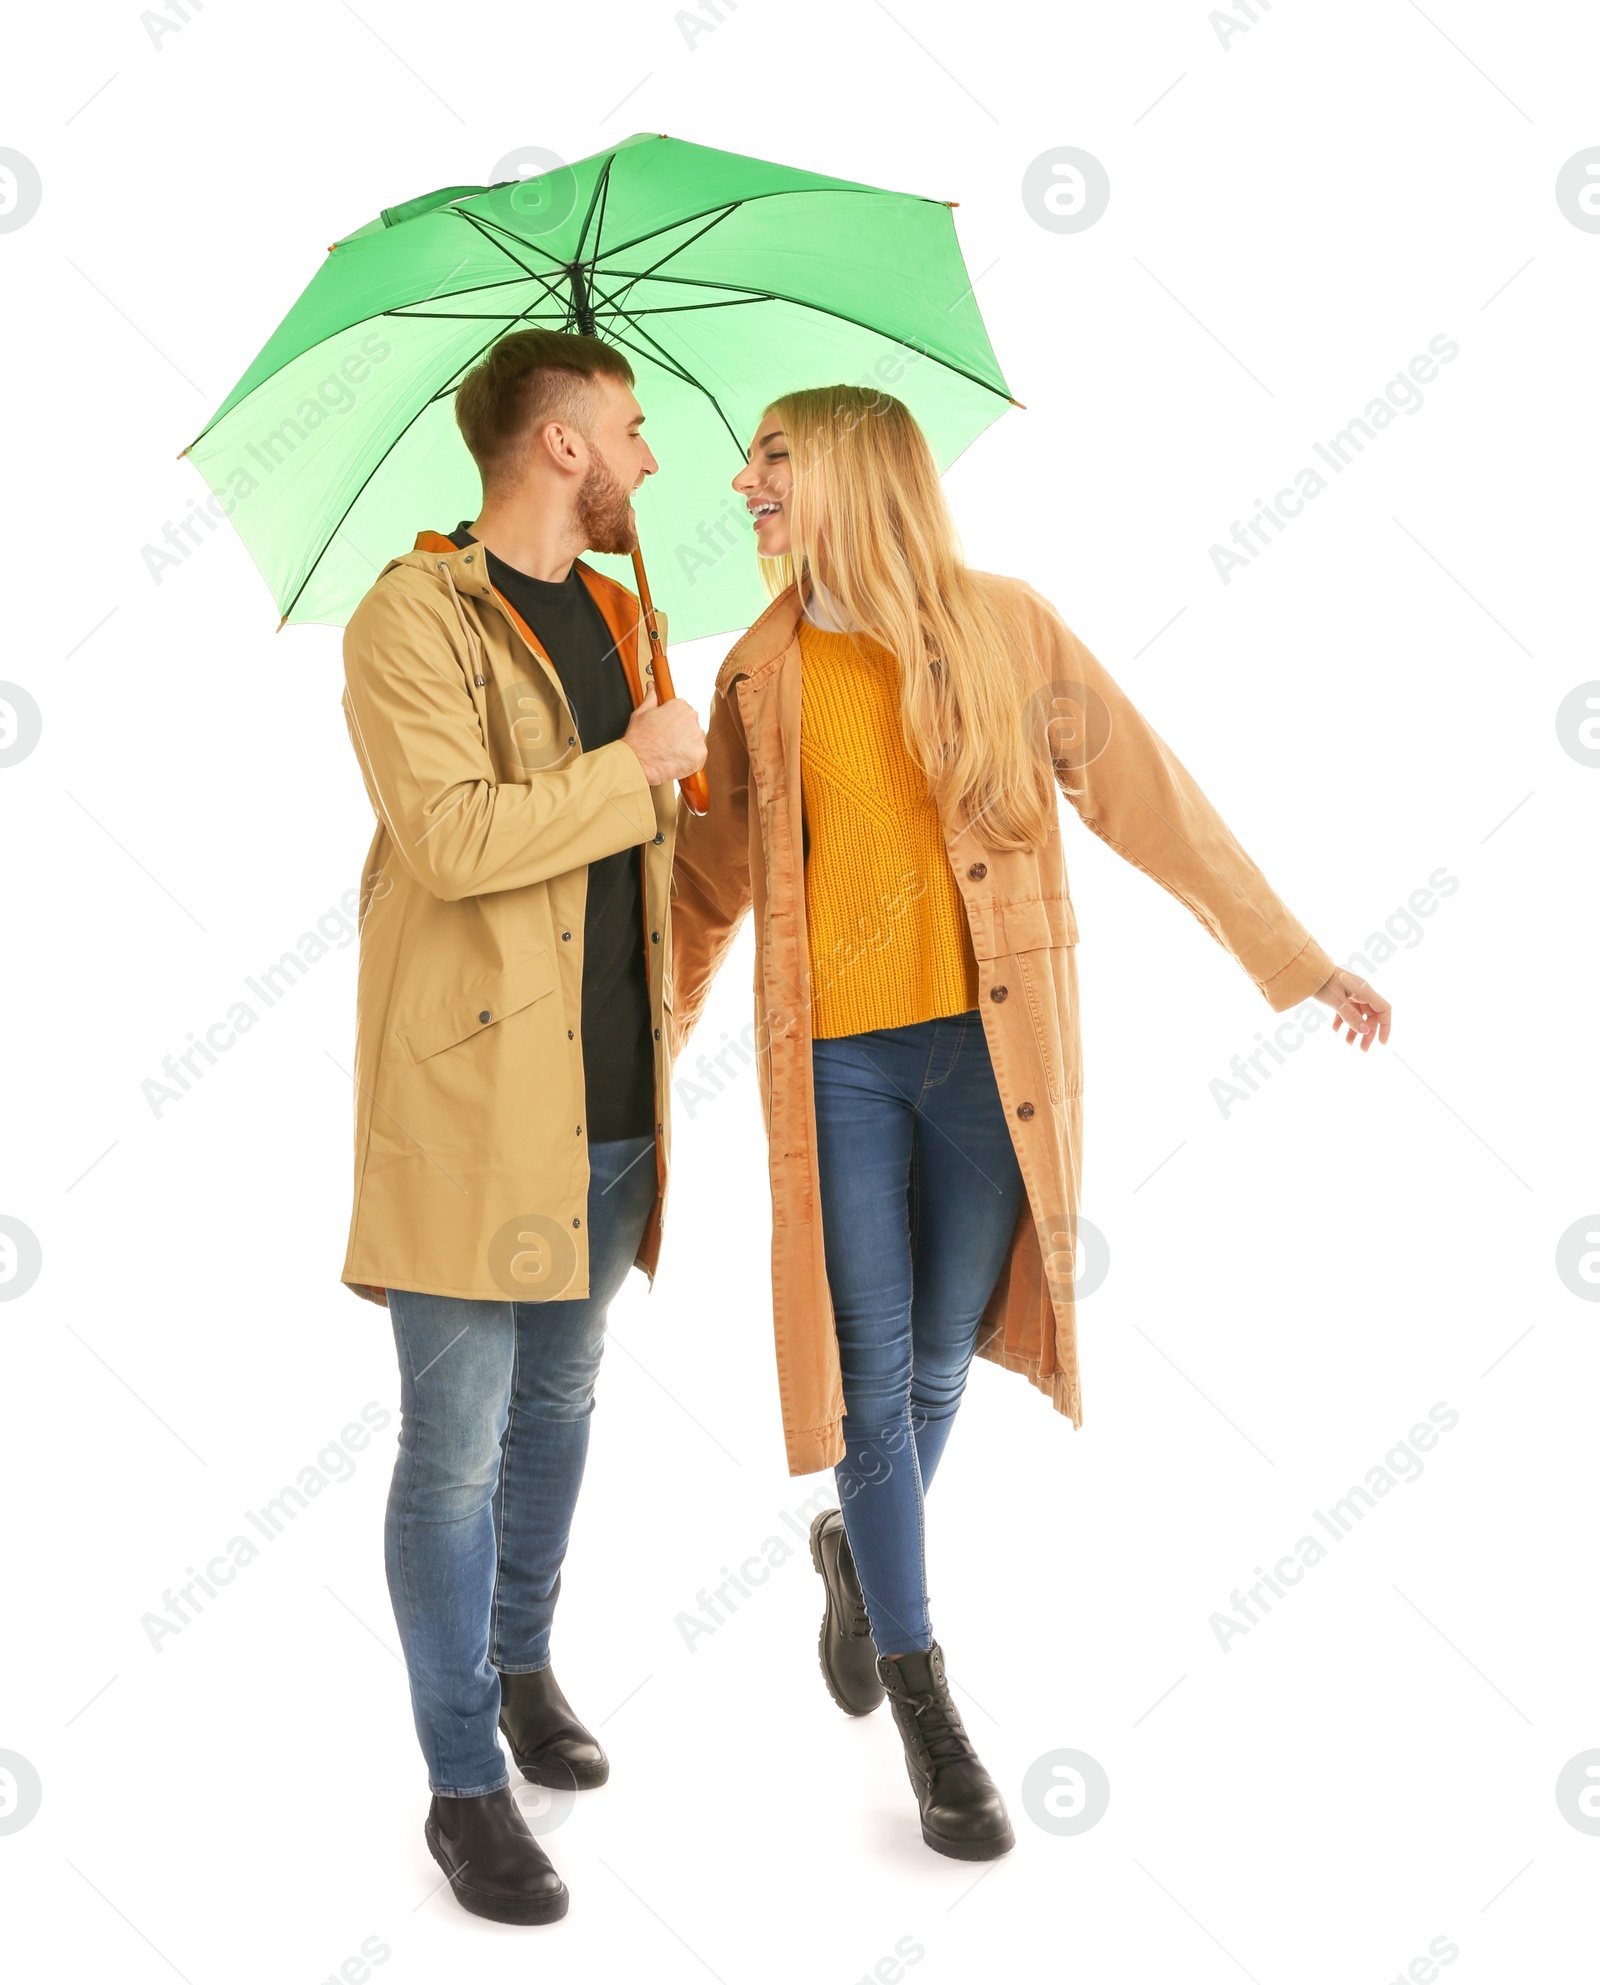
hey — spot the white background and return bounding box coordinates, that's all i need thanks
[3,3,1597,1980]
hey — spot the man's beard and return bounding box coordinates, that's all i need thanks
[576,454,636,556]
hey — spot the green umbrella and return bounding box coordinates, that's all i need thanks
[181,132,1016,645]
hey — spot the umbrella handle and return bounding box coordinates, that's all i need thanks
[631,545,709,817]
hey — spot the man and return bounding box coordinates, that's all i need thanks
[339,328,706,1925]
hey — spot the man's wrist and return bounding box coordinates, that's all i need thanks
[623,739,658,787]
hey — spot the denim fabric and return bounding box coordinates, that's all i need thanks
[383,1132,658,1796]
[811,1011,1028,1656]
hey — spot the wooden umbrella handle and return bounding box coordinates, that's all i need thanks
[631,546,709,817]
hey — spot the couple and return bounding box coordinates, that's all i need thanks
[339,326,1390,1925]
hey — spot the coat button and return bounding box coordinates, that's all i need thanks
[968,862,988,879]
[572,1217,580,1228]
[653,831,664,844]
[464,552,474,563]
[653,1027,661,1039]
[478,1009,492,1024]
[651,930,660,942]
[990,985,1008,1002]
[567,1029,574,1039]
[1017,1101,1036,1120]
[568,735,577,746]
[562,930,572,940]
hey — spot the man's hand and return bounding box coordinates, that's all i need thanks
[1314,968,1392,1051]
[623,682,707,787]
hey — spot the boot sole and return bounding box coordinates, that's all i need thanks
[808,1520,885,1717]
[920,1819,1017,1861]
[424,1820,570,1925]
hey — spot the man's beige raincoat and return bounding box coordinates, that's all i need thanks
[669,577,1335,1475]
[339,531,679,1309]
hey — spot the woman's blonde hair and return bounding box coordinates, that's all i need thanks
[758,384,1055,851]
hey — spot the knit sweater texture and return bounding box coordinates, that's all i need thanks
[798,618,980,1039]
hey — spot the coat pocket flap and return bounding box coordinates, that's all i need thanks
[970,896,1078,959]
[399,951,556,1064]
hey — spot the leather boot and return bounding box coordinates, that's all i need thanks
[809,1508,884,1715]
[424,1785,568,1925]
[496,1665,609,1790]
[878,1643,1015,1860]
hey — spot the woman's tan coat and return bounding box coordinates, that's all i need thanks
[669,577,1335,1476]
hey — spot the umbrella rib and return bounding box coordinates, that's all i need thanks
[390,297,769,321]
[453,209,571,274]
[584,159,614,283]
[607,203,744,303]
[592,183,934,263]
[586,303,747,459]
[572,151,619,269]
[450,210,571,310]
[183,266,564,448]
[395,309,569,324]
[594,268,1013,405]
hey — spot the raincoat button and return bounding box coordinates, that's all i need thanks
[464,553,474,563]
[653,1027,661,1039]
[653,831,664,844]
[990,985,1008,1002]
[968,862,987,879]
[478,1009,491,1024]
[562,930,572,940]
[567,1028,574,1039]
[572,1217,580,1228]
[568,735,577,745]
[1017,1101,1036,1120]
[651,931,660,942]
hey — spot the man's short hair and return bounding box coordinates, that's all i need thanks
[454,328,635,492]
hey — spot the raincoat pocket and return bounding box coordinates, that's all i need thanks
[398,951,557,1065]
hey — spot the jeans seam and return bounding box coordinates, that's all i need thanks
[910,1438,931,1649]
[490,1302,517,1670]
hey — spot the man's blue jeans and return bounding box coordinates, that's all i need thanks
[383,1132,658,1797]
[811,1011,1028,1657]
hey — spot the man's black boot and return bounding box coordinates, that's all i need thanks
[809,1508,884,1715]
[424,1785,568,1925]
[878,1643,1015,1860]
[497,1665,609,1790]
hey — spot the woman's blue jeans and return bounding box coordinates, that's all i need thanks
[383,1132,658,1797]
[811,1011,1028,1657]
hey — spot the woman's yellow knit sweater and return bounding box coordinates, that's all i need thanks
[798,618,979,1039]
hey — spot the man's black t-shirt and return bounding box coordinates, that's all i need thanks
[449,523,655,1145]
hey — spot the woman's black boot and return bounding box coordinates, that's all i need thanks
[878,1643,1015,1860]
[496,1665,609,1789]
[424,1785,569,1924]
[809,1508,884,1715]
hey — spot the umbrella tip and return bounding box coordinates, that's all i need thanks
[275,614,288,633]
[176,446,188,460]
[945,200,960,207]
[1009,397,1027,410]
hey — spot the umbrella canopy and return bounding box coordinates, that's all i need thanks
[182,133,1016,644]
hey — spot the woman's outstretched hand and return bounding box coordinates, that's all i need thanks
[1314,968,1392,1050]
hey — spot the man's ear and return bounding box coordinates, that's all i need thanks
[538,419,583,474]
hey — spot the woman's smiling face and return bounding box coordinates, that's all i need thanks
[732,411,792,557]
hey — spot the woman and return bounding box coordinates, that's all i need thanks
[668,385,1390,1861]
